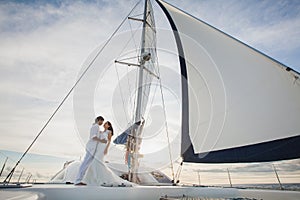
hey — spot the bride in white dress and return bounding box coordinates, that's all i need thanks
[82,121,131,186]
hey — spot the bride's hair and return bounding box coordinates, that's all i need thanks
[106,121,114,136]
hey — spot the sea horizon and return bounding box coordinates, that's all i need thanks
[1,149,299,187]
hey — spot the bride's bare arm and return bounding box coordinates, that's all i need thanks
[104,131,112,155]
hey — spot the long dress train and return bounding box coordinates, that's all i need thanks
[82,130,132,186]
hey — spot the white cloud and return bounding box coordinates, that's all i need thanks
[0,1,136,156]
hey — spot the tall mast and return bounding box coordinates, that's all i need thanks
[135,0,148,122]
[129,0,149,183]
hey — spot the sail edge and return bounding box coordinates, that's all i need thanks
[183,134,300,163]
[155,0,191,158]
[156,0,300,76]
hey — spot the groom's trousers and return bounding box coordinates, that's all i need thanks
[75,151,95,184]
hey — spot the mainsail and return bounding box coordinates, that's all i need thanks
[156,0,300,163]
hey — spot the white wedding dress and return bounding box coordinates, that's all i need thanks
[82,130,132,186]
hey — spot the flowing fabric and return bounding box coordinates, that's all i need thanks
[82,131,132,186]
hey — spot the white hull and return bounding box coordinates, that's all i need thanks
[1,184,300,200]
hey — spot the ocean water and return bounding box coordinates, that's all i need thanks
[229,183,300,191]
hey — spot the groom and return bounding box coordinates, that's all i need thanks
[75,116,107,186]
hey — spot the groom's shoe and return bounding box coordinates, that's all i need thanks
[75,182,87,186]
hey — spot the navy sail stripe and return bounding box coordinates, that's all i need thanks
[155,0,191,157]
[184,135,300,163]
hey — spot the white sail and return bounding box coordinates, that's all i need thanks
[157,0,300,162]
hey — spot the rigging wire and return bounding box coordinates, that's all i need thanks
[120,20,140,118]
[3,0,142,183]
[142,58,159,128]
[127,17,141,120]
[128,18,140,58]
[151,27,175,181]
[113,18,143,128]
[117,55,140,62]
[174,160,184,183]
[127,18,143,124]
[142,80,159,139]
[128,13,144,19]
[114,61,130,124]
[128,15,143,124]
[156,62,176,183]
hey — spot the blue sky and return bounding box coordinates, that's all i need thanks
[0,0,299,184]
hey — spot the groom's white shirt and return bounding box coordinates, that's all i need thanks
[86,123,99,154]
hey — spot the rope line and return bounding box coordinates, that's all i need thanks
[3,0,142,183]
[156,63,175,182]
[128,18,140,58]
[114,62,130,124]
[113,17,143,126]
